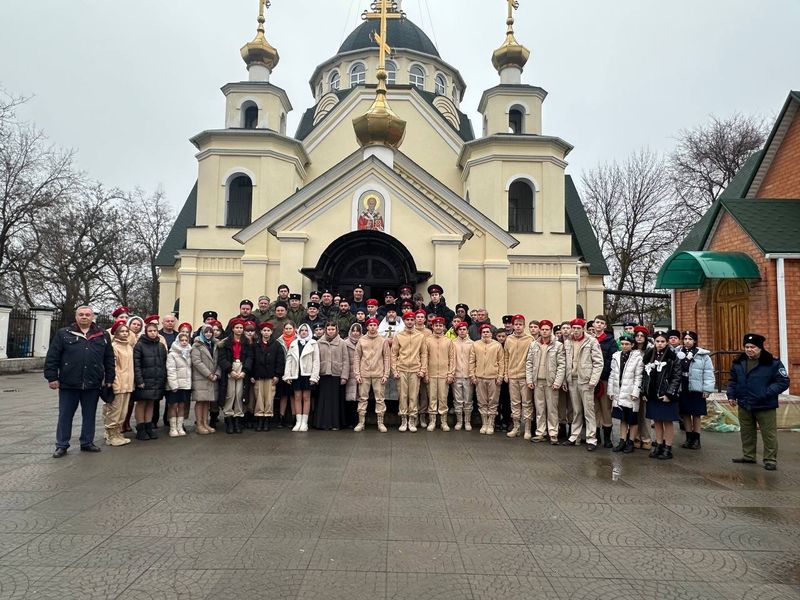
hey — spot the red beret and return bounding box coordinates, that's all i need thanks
[209,320,223,329]
[366,299,379,306]
[634,325,650,336]
[415,309,427,316]
[569,318,586,327]
[259,321,274,330]
[144,314,160,325]
[402,311,415,320]
[512,314,525,323]
[110,319,127,335]
[480,323,493,333]
[230,318,246,328]
[112,306,130,318]
[539,319,553,329]
[366,317,379,326]
[178,322,192,331]
[431,317,445,325]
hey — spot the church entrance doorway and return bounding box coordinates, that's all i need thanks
[713,279,750,390]
[301,231,431,301]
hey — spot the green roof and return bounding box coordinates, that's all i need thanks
[156,182,197,267]
[656,251,761,289]
[722,199,800,253]
[565,175,609,276]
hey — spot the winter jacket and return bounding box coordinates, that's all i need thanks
[44,323,115,390]
[641,346,682,401]
[166,341,192,391]
[133,334,168,400]
[345,335,359,401]
[563,335,604,387]
[608,350,644,410]
[286,306,307,327]
[424,300,455,328]
[252,339,285,380]
[354,333,390,379]
[111,338,134,394]
[452,336,473,378]
[595,331,617,381]
[726,350,790,412]
[284,338,320,382]
[190,338,221,403]
[525,340,566,387]
[468,321,496,341]
[425,335,455,379]
[469,339,505,380]
[677,346,715,393]
[391,328,428,374]
[217,336,254,376]
[333,311,356,339]
[318,335,350,378]
[505,333,533,380]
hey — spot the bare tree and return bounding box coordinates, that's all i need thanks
[582,149,680,323]
[671,113,769,219]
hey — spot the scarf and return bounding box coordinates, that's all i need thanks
[282,332,296,347]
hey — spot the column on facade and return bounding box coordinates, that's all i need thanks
[432,235,462,304]
[484,259,509,323]
[241,257,270,304]
[30,307,55,358]
[158,269,179,321]
[0,305,11,359]
[277,232,308,296]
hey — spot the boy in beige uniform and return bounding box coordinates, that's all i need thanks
[413,309,432,428]
[354,317,391,432]
[562,318,604,451]
[391,311,428,432]
[504,314,534,439]
[525,319,566,445]
[425,317,455,431]
[452,322,474,431]
[469,324,506,435]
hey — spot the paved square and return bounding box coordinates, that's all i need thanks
[0,373,798,599]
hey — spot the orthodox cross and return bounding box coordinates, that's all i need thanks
[362,0,405,88]
[506,0,520,35]
[257,0,271,33]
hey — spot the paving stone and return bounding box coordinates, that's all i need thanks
[387,541,464,574]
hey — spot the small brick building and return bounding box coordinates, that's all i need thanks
[658,91,800,395]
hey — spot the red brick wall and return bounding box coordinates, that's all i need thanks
[784,260,800,394]
[757,108,800,198]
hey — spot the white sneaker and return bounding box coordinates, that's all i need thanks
[299,415,308,432]
[292,417,301,432]
[399,416,408,432]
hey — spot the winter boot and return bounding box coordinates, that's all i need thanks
[612,437,627,453]
[507,419,521,438]
[557,423,567,441]
[354,413,366,432]
[209,411,219,431]
[299,414,309,432]
[649,442,664,459]
[408,415,418,433]
[464,411,472,431]
[246,412,254,429]
[168,417,180,438]
[689,432,701,449]
[479,414,487,434]
[292,415,302,432]
[455,410,463,431]
[440,416,450,432]
[176,416,187,436]
[658,445,674,460]
[681,431,692,448]
[399,415,408,432]
[224,416,234,434]
[427,415,436,432]
[603,427,614,449]
[418,415,428,429]
[523,419,533,441]
[145,422,159,439]
[263,416,271,432]
[377,415,387,433]
[135,423,149,441]
[486,418,495,435]
[623,439,635,454]
[234,417,243,434]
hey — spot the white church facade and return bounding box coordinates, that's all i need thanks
[156,1,608,324]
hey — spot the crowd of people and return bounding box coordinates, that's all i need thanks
[45,283,790,469]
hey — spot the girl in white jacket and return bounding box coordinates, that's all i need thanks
[166,333,193,437]
[608,335,644,454]
[284,323,320,432]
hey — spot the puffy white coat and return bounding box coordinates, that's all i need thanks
[608,349,644,411]
[284,337,320,383]
[166,341,192,391]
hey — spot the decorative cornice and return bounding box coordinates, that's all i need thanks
[221,82,292,112]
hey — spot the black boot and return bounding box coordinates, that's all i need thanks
[658,445,674,460]
[623,439,635,454]
[209,411,219,430]
[135,423,149,441]
[603,427,614,449]
[688,432,701,450]
[557,423,567,441]
[276,414,285,429]
[263,417,270,432]
[612,437,627,452]
[681,431,692,449]
[144,422,158,439]
[234,417,243,434]
[649,442,664,459]
[255,417,264,432]
[245,412,254,429]
[225,417,234,434]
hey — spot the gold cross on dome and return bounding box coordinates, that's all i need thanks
[362,0,405,72]
[256,0,271,33]
[507,0,520,19]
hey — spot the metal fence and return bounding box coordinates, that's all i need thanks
[49,311,114,338]
[6,309,36,359]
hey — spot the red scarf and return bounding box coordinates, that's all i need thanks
[232,337,242,360]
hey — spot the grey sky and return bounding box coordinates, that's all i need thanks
[3,0,798,209]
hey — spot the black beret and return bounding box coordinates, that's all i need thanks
[307,301,320,309]
[427,284,443,295]
[202,310,218,321]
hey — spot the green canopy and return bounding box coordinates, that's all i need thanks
[656,251,761,289]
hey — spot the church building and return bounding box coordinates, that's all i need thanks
[156,1,608,324]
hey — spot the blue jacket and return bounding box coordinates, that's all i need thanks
[677,347,716,393]
[44,323,115,390]
[726,350,790,412]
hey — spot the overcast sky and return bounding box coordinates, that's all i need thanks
[3,0,798,209]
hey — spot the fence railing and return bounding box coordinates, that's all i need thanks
[6,309,36,359]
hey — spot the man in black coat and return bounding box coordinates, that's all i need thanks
[425,284,455,328]
[727,333,790,471]
[593,314,617,448]
[44,306,115,457]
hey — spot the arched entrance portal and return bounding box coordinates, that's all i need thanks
[301,231,431,299]
[713,279,750,389]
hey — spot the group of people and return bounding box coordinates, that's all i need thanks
[45,283,790,469]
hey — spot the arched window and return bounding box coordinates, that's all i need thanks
[349,62,366,87]
[329,70,340,92]
[508,106,525,134]
[226,175,253,227]
[508,180,534,233]
[242,102,258,129]
[409,65,425,89]
[435,73,446,96]
[386,60,397,85]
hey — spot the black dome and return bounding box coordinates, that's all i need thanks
[338,18,439,58]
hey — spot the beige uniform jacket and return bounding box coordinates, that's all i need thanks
[391,329,428,374]
[469,339,506,380]
[354,334,390,379]
[426,335,455,379]
[504,333,533,380]
[525,340,566,387]
[453,337,473,378]
[563,335,604,387]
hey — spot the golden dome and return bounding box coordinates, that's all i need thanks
[240,2,279,72]
[492,26,530,73]
[353,78,407,149]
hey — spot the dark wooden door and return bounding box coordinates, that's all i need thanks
[713,279,750,389]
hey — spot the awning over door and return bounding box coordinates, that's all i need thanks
[656,251,761,289]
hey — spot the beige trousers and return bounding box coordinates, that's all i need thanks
[636,398,651,442]
[476,378,498,417]
[569,378,597,444]
[427,378,449,416]
[452,378,473,414]
[558,388,573,424]
[509,379,532,421]
[358,377,386,415]
[398,372,420,417]
[418,380,429,415]
[103,392,131,435]
[595,388,613,428]
[253,379,275,417]
[533,381,559,438]
[223,361,245,417]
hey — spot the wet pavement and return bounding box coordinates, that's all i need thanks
[0,372,798,599]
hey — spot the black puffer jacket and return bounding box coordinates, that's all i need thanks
[217,336,254,376]
[252,339,285,380]
[642,346,682,400]
[133,335,167,400]
[44,323,115,390]
[596,331,617,381]
[425,300,455,329]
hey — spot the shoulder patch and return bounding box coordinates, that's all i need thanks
[778,367,788,377]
